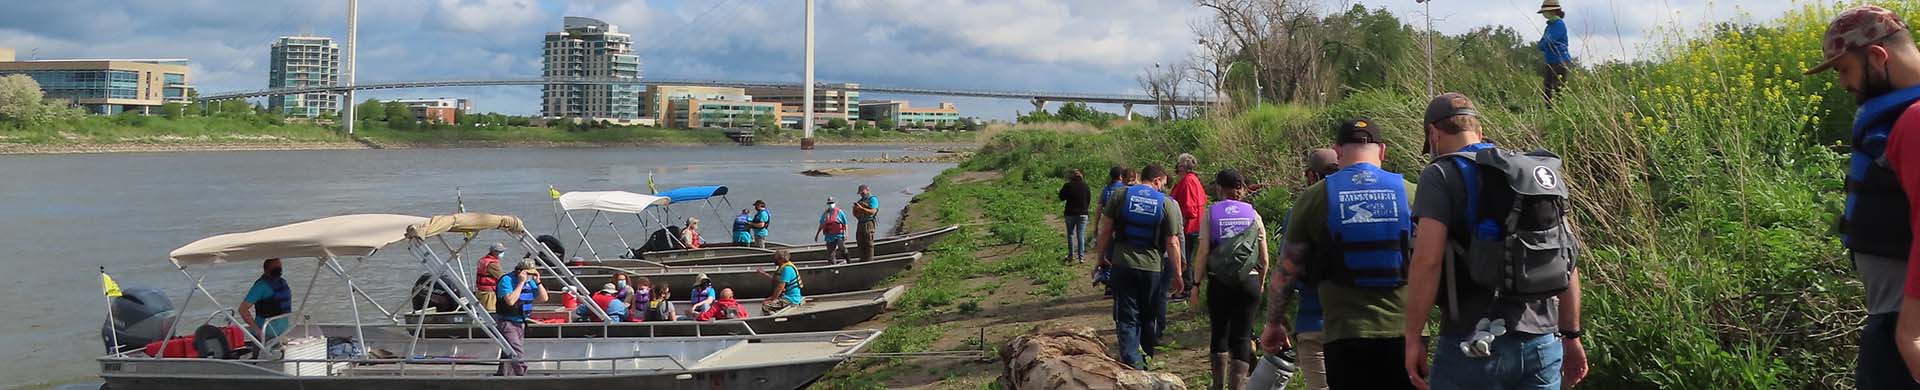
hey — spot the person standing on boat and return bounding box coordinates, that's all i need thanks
[475,242,507,312]
[681,217,704,249]
[733,209,755,245]
[758,250,805,315]
[817,197,854,264]
[236,258,292,342]
[854,184,881,263]
[495,261,547,376]
[750,200,774,248]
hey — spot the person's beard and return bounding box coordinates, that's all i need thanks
[266,267,283,279]
[1857,53,1897,105]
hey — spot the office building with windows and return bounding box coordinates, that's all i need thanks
[858,100,961,128]
[745,83,860,129]
[383,98,471,125]
[268,36,340,118]
[0,49,191,115]
[643,85,777,129]
[542,16,642,123]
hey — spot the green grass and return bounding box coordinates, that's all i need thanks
[0,115,346,144]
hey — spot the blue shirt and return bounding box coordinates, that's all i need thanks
[752,209,773,238]
[820,208,850,241]
[1540,18,1571,64]
[1099,181,1126,207]
[243,278,279,305]
[777,264,803,304]
[860,195,880,222]
[495,273,539,323]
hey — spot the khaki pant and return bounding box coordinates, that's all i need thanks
[856,221,876,263]
[1296,331,1330,390]
[477,290,497,312]
[763,298,800,316]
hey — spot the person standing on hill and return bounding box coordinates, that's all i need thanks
[1061,169,1094,263]
[1278,147,1343,390]
[1806,6,1920,387]
[1094,166,1135,298]
[1263,120,1418,390]
[1539,0,1572,104]
[1190,169,1268,390]
[1094,164,1187,370]
[1171,153,1208,300]
[1402,93,1587,389]
[854,184,881,263]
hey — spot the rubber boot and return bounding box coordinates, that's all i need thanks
[1228,358,1251,390]
[1209,353,1229,390]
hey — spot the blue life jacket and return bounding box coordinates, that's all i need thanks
[496,275,538,322]
[254,276,292,320]
[1118,184,1167,249]
[1323,163,1413,287]
[1293,280,1324,333]
[733,214,754,244]
[1844,86,1920,260]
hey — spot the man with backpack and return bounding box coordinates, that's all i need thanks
[1805,6,1920,386]
[1190,169,1268,390]
[1402,93,1586,389]
[1260,119,1418,389]
[1093,164,1187,370]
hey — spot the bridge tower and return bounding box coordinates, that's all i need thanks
[800,0,816,150]
[342,0,358,135]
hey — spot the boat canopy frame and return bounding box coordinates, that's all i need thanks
[551,190,676,266]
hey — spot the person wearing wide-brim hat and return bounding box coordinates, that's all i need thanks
[1538,0,1573,105]
[689,273,718,318]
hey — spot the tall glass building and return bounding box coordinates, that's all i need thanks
[268,36,341,118]
[0,50,191,115]
[542,16,642,122]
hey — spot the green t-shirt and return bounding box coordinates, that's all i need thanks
[1283,178,1417,341]
[1102,187,1183,273]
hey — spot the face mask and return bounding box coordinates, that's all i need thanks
[828,203,836,209]
[619,280,628,287]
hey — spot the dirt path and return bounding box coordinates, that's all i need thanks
[834,170,1220,389]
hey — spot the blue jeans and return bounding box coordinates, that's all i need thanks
[1150,257,1173,348]
[1111,265,1161,369]
[1859,312,1920,389]
[1065,215,1088,259]
[1430,332,1562,390]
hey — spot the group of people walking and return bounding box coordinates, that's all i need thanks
[1074,91,1588,390]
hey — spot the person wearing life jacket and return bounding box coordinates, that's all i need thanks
[1093,166,1135,299]
[853,184,882,263]
[237,258,293,342]
[1811,7,1920,386]
[697,288,752,321]
[817,197,854,264]
[1260,119,1418,389]
[733,209,754,245]
[749,200,774,248]
[494,261,547,376]
[689,274,717,317]
[1092,164,1187,370]
[1402,93,1586,389]
[681,217,704,249]
[1188,169,1269,390]
[758,250,805,315]
[475,242,508,312]
[644,283,679,321]
[1288,148,1340,390]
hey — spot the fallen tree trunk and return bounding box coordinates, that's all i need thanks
[999,325,1186,390]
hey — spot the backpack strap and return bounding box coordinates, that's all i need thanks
[1437,142,1495,321]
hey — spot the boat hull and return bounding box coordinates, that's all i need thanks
[630,225,957,266]
[102,360,840,390]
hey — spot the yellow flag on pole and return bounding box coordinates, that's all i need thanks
[549,185,562,200]
[648,172,658,194]
[102,272,123,298]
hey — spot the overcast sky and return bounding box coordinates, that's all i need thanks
[0,0,1803,119]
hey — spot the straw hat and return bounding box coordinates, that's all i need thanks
[1538,0,1563,14]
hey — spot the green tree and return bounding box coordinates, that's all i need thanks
[963,118,982,131]
[877,118,896,131]
[384,102,415,130]
[0,74,51,124]
[160,102,185,119]
[756,114,778,132]
[827,117,848,130]
[355,99,385,123]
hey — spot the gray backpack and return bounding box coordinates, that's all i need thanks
[1206,229,1264,296]
[1441,146,1577,312]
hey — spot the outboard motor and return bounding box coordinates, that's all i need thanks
[100,287,177,354]
[409,274,460,313]
[535,234,567,261]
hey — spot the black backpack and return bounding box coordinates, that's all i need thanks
[1440,145,1578,317]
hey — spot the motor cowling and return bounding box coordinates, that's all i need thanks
[101,287,177,354]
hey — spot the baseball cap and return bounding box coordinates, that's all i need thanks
[490,242,509,253]
[1807,5,1910,75]
[826,196,836,204]
[1424,93,1479,125]
[1336,118,1384,145]
[754,200,767,207]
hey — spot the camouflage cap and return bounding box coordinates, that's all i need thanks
[1806,5,1909,75]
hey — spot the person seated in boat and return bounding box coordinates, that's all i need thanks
[611,273,636,302]
[733,209,754,245]
[756,250,804,315]
[644,283,680,321]
[690,274,717,316]
[625,276,651,310]
[682,217,704,249]
[237,258,292,342]
[697,288,752,321]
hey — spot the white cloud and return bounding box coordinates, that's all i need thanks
[427,0,550,37]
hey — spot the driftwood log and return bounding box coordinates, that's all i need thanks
[999,325,1185,390]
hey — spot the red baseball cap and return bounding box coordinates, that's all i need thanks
[1806,5,1910,75]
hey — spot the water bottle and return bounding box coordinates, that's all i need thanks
[1245,348,1297,390]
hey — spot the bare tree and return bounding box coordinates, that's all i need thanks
[1138,62,1190,120]
[1194,0,1334,105]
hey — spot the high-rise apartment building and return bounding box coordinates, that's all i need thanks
[542,16,642,122]
[268,36,341,118]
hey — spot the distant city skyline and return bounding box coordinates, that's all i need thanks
[0,0,1802,119]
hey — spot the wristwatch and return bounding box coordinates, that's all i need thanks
[1558,329,1584,340]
